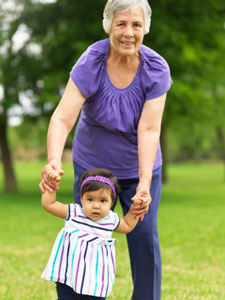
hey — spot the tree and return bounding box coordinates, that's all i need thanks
[1,0,225,190]
[0,0,20,192]
[0,0,49,191]
[145,0,225,181]
[0,0,107,191]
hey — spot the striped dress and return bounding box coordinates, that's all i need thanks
[41,203,120,297]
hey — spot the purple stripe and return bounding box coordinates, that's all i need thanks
[75,240,84,290]
[100,246,105,297]
[74,204,76,217]
[110,246,115,275]
[78,233,89,238]
[79,237,98,294]
[57,232,68,281]
[79,215,88,219]
[80,242,89,294]
[87,243,94,294]
[104,245,109,297]
[64,233,71,284]
[98,223,114,226]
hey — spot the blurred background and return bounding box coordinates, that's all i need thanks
[1,1,225,299]
[0,0,225,191]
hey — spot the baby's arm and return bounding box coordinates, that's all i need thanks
[41,170,68,218]
[114,204,139,234]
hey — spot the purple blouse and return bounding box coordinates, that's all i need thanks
[70,39,172,179]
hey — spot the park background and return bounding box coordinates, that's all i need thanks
[0,0,225,299]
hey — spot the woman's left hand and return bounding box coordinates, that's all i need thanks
[131,183,152,221]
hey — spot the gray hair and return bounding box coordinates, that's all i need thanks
[103,0,152,34]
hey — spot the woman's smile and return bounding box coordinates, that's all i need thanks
[109,8,145,57]
[120,40,135,46]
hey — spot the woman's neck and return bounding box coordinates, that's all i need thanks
[106,45,141,89]
[107,44,140,67]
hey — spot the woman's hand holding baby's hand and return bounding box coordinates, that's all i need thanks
[47,169,61,182]
[131,195,151,220]
[39,159,64,193]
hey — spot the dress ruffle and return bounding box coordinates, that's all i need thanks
[42,204,119,297]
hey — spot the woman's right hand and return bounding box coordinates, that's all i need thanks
[39,159,64,193]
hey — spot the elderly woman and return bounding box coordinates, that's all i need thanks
[40,0,172,299]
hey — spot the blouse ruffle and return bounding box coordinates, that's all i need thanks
[70,39,172,137]
[69,39,172,177]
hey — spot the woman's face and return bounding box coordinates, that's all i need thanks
[109,8,145,57]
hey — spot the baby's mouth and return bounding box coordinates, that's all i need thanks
[92,212,100,216]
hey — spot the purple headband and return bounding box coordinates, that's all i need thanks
[80,176,116,199]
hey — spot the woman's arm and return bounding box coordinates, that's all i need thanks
[115,205,139,233]
[39,77,86,192]
[132,93,167,219]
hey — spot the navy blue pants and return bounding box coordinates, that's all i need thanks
[56,282,105,300]
[73,162,162,300]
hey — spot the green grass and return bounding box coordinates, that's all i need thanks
[0,162,225,300]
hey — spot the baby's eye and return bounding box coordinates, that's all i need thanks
[100,199,107,203]
[87,198,93,202]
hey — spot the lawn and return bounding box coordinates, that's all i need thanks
[0,162,224,300]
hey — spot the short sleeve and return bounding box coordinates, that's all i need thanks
[70,42,107,99]
[141,46,173,101]
[66,203,79,221]
[109,210,120,231]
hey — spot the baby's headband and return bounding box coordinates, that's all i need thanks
[80,176,116,199]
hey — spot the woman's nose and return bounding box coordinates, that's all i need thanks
[124,25,134,37]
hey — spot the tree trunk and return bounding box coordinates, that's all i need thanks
[216,125,225,182]
[160,123,168,183]
[0,117,18,192]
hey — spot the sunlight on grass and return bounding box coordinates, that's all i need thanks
[0,162,225,299]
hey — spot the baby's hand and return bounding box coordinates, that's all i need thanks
[46,169,61,182]
[132,196,148,207]
[130,195,151,220]
[130,198,147,220]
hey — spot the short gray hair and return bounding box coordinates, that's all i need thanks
[103,0,152,34]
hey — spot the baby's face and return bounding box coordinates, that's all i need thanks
[81,188,113,221]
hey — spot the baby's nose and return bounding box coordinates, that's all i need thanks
[93,202,100,208]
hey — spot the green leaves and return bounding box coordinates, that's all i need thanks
[1,0,224,164]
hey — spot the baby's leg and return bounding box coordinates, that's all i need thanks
[56,282,79,300]
[56,283,105,300]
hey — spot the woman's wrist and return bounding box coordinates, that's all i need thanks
[137,178,151,190]
[47,159,63,173]
[48,158,62,166]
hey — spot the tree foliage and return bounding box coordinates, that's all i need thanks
[1,0,225,191]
